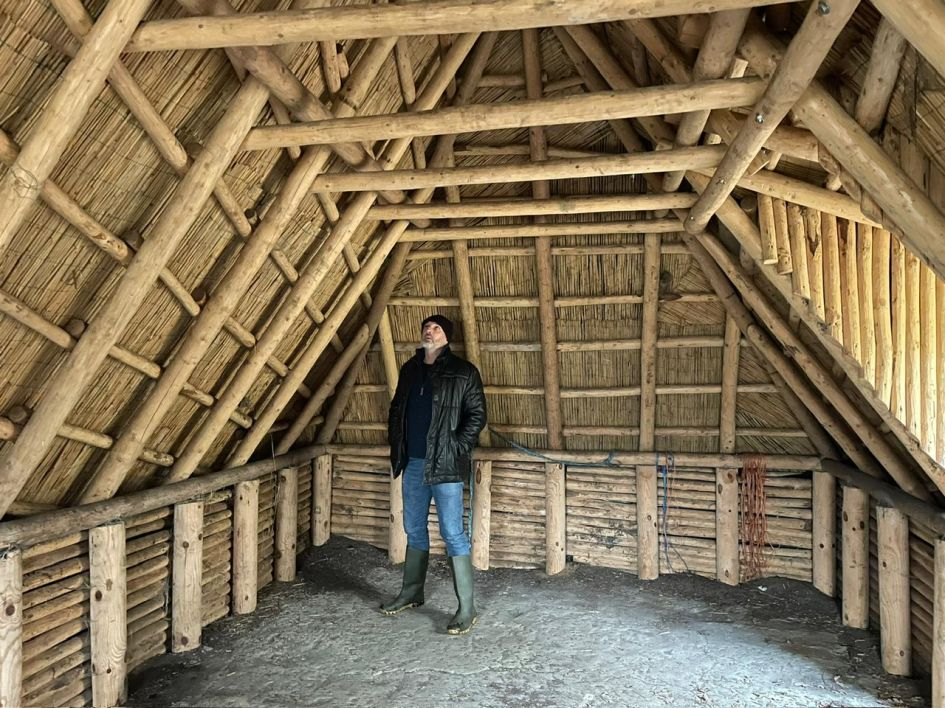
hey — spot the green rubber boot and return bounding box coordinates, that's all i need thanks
[447,554,477,635]
[380,547,429,615]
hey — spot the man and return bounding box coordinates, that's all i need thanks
[383,314,487,635]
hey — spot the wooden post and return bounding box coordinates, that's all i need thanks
[772,198,793,275]
[786,203,810,301]
[840,219,860,360]
[841,486,869,629]
[874,228,893,403]
[275,467,299,581]
[804,207,825,320]
[472,460,492,570]
[172,501,204,653]
[545,463,566,575]
[757,194,779,265]
[854,19,908,134]
[0,547,22,708]
[716,315,739,585]
[313,455,332,547]
[822,213,843,343]
[892,239,907,419]
[637,233,660,580]
[939,276,945,466]
[89,521,126,708]
[232,480,259,615]
[934,537,945,707]
[857,223,876,383]
[877,505,911,676]
[905,252,922,438]
[812,471,836,596]
[921,265,937,454]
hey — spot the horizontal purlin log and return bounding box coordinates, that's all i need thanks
[387,293,718,307]
[400,219,681,242]
[312,145,724,192]
[126,0,799,52]
[366,193,699,220]
[349,383,777,396]
[243,78,766,150]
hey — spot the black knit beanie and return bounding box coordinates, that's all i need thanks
[420,314,454,342]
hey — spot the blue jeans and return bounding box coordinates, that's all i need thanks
[402,458,471,557]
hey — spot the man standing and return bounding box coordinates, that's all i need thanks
[383,314,487,635]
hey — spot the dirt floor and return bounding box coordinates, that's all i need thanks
[128,538,929,707]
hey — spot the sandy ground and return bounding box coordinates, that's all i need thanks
[128,537,929,707]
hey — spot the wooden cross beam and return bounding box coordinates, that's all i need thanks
[243,78,766,149]
[869,0,945,87]
[400,219,681,242]
[312,145,725,192]
[125,0,801,52]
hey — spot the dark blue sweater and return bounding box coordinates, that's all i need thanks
[405,360,434,459]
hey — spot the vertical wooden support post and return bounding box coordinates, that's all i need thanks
[313,455,333,547]
[545,463,566,575]
[172,501,204,653]
[857,223,876,384]
[786,203,810,301]
[471,460,492,570]
[812,471,837,596]
[0,547,22,708]
[89,521,126,708]
[934,537,945,707]
[275,467,299,581]
[804,207,825,320]
[637,233,660,580]
[822,213,843,343]
[388,479,406,563]
[232,480,259,615]
[938,277,945,465]
[905,252,922,437]
[757,194,778,264]
[841,486,869,629]
[877,505,911,676]
[873,228,893,404]
[772,197,793,275]
[716,315,739,585]
[840,220,860,361]
[920,265,937,454]
[892,238,907,419]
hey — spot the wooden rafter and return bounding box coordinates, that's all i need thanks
[869,0,945,90]
[0,0,153,257]
[125,0,801,52]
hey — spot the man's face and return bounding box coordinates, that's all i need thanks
[421,321,448,350]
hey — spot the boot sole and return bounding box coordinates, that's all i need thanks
[446,615,478,635]
[380,601,423,616]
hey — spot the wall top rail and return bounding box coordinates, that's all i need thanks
[323,443,821,470]
[0,444,325,549]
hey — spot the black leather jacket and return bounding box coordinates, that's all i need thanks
[388,346,487,484]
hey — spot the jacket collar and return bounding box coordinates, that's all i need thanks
[414,344,452,366]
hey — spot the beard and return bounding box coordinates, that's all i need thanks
[421,339,440,351]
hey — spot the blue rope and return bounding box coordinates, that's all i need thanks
[487,429,619,468]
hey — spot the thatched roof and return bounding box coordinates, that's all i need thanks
[0,0,943,517]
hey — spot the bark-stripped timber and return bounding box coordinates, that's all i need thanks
[232,480,259,615]
[78,35,399,503]
[891,238,907,420]
[939,276,945,466]
[877,506,911,676]
[841,486,869,629]
[387,293,717,308]
[772,198,792,275]
[854,19,907,135]
[716,316,740,586]
[179,0,405,206]
[369,193,698,220]
[822,214,842,343]
[171,501,203,653]
[472,461,492,570]
[786,203,810,301]
[738,26,945,283]
[128,0,800,52]
[839,220,860,360]
[89,522,126,708]
[0,547,22,707]
[274,468,298,581]
[637,234,660,581]
[0,78,272,519]
[874,228,893,404]
[757,194,779,265]
[684,0,859,234]
[0,0,153,257]
[0,445,322,549]
[857,224,876,383]
[806,208,824,316]
[522,27,563,452]
[401,219,680,242]
[869,0,945,93]
[936,538,945,707]
[313,455,332,547]
[314,145,724,193]
[919,263,937,453]
[244,78,765,150]
[662,9,751,191]
[545,463,566,575]
[812,471,836,596]
[163,33,486,485]
[688,227,932,499]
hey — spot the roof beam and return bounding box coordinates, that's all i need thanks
[684,0,860,234]
[399,219,681,242]
[243,78,766,150]
[853,19,907,135]
[738,25,945,282]
[126,0,800,52]
[312,145,725,192]
[869,0,945,89]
